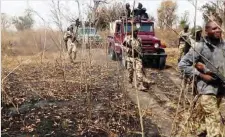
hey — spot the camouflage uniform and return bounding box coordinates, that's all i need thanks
[63,28,77,62]
[123,35,151,90]
[178,39,225,137]
[178,30,190,62]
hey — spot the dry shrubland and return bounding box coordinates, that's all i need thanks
[2,29,62,57]
[155,28,180,48]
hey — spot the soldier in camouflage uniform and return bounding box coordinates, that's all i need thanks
[178,19,225,137]
[123,26,152,91]
[178,25,191,63]
[63,25,77,63]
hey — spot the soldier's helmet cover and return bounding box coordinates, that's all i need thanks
[184,25,189,30]
[126,3,130,8]
[138,3,143,9]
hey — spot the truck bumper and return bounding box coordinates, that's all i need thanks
[142,53,167,65]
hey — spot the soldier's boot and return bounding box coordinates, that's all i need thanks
[128,77,133,84]
[138,82,147,91]
[143,77,155,85]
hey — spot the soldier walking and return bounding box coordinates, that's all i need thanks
[123,26,153,91]
[178,18,225,137]
[63,25,77,63]
[178,25,191,63]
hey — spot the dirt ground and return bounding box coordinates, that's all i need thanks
[2,48,225,137]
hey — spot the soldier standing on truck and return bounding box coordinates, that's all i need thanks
[178,17,225,137]
[125,3,131,18]
[178,25,190,63]
[123,26,153,91]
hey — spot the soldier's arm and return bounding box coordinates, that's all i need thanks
[123,36,131,47]
[178,43,203,77]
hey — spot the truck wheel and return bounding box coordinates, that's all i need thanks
[158,56,166,70]
[109,48,116,61]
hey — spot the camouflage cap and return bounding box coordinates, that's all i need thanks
[196,26,202,32]
[184,25,189,29]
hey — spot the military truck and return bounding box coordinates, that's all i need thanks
[77,27,103,48]
[107,17,167,69]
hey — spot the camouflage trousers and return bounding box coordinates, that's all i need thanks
[126,57,149,85]
[190,95,223,137]
[67,38,77,62]
[178,43,185,62]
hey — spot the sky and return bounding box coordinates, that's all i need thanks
[1,0,210,30]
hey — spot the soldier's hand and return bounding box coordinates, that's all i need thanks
[195,62,205,71]
[195,62,211,73]
[199,73,214,82]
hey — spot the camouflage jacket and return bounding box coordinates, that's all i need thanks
[123,35,142,58]
[63,31,73,41]
[178,39,225,95]
[179,31,191,44]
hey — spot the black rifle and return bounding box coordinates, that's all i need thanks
[123,38,143,58]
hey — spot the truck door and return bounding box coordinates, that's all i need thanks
[115,23,122,44]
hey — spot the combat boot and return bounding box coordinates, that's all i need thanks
[143,77,155,84]
[128,75,133,84]
[138,82,147,91]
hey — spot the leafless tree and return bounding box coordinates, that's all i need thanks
[1,13,11,31]
[157,0,178,29]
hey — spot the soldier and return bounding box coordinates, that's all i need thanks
[178,18,225,137]
[178,25,190,63]
[63,25,77,63]
[123,26,153,91]
[125,3,131,18]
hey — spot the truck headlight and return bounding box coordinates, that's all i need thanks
[154,43,159,48]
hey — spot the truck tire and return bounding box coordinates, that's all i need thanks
[158,56,166,70]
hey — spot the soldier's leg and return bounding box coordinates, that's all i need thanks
[71,42,77,61]
[135,58,153,84]
[135,58,148,91]
[178,43,185,62]
[200,95,222,137]
[135,58,143,82]
[67,39,73,62]
[127,59,133,84]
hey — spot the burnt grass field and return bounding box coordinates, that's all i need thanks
[2,48,207,137]
[1,49,165,137]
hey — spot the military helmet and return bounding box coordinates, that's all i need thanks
[184,25,189,30]
[138,3,143,9]
[195,26,202,33]
[126,3,130,8]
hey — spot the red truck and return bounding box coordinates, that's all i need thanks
[107,18,167,69]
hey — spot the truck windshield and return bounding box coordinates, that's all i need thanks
[79,28,96,35]
[124,23,154,32]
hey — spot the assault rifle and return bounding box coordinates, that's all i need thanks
[195,62,225,87]
[122,38,143,58]
[157,16,225,88]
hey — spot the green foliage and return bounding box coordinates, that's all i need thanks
[179,11,189,29]
[12,9,34,31]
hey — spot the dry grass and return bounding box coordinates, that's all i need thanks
[156,28,181,48]
[1,29,61,57]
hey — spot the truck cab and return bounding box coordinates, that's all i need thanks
[107,18,167,69]
[77,27,103,48]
